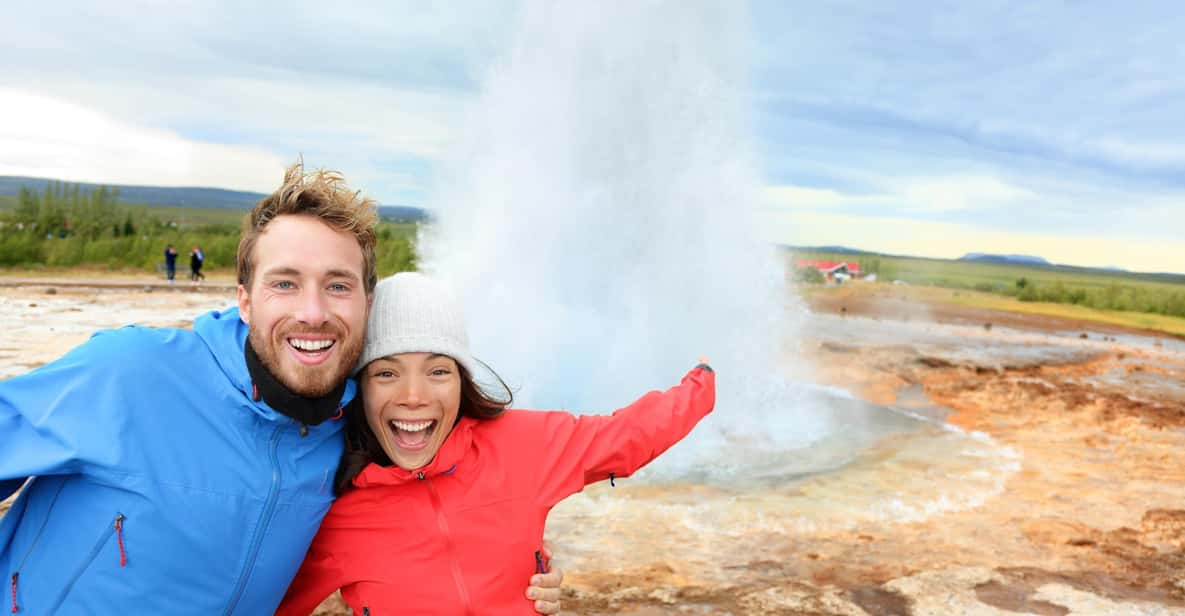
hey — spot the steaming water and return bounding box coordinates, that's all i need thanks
[419,1,859,483]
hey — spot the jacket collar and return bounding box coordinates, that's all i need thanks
[352,417,477,488]
[244,339,346,426]
[192,307,357,422]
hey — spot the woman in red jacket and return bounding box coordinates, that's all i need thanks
[278,272,716,615]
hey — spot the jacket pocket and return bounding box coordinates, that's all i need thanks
[45,513,126,613]
[7,481,67,614]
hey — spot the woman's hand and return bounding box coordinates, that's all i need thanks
[526,541,564,614]
[527,567,563,614]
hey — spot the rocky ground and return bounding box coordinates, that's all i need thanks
[2,280,1183,615]
[546,290,1185,615]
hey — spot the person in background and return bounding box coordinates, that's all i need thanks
[0,164,563,614]
[190,245,206,284]
[164,243,178,283]
[278,272,715,614]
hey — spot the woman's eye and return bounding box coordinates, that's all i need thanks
[430,368,452,377]
[373,370,395,378]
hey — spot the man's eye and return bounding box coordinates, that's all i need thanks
[329,283,350,293]
[273,281,295,290]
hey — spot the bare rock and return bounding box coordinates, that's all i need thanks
[738,582,869,616]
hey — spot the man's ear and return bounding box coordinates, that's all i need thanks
[237,284,251,324]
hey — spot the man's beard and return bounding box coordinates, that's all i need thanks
[247,324,364,398]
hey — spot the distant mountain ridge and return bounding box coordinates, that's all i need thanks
[783,245,1183,281]
[959,253,1051,265]
[0,175,427,222]
[785,244,871,255]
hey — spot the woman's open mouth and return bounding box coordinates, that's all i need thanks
[389,419,438,451]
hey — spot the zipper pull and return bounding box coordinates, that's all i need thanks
[115,514,127,567]
[534,550,548,574]
[299,423,309,437]
[362,608,370,616]
[609,472,616,487]
[10,572,18,613]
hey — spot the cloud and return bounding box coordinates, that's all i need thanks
[763,209,1185,274]
[764,171,1185,250]
[1088,137,1185,168]
[894,175,1037,213]
[764,174,1038,214]
[0,0,1182,269]
[0,89,285,191]
[0,1,511,203]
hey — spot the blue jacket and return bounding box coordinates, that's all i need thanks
[0,308,353,614]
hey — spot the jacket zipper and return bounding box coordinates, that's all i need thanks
[45,513,126,614]
[114,514,128,566]
[8,481,66,613]
[222,424,284,615]
[421,474,474,616]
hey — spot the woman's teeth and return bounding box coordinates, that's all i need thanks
[391,419,434,432]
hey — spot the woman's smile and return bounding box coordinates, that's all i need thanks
[363,352,462,470]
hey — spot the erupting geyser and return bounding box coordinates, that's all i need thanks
[421,1,883,482]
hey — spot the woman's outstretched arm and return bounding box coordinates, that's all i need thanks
[534,361,715,507]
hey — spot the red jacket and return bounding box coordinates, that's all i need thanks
[278,366,715,615]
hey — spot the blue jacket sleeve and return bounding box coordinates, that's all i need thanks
[0,329,132,486]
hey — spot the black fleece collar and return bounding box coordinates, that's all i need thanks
[244,340,346,427]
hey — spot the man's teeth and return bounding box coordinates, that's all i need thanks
[290,338,334,351]
[390,419,434,433]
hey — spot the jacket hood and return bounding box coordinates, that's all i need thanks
[192,307,356,422]
[352,416,477,488]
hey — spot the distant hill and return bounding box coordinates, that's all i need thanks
[782,244,871,255]
[0,176,427,222]
[784,244,1183,281]
[959,253,1051,266]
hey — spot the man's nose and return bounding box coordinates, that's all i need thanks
[296,288,329,326]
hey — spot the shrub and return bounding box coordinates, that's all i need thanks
[794,267,825,284]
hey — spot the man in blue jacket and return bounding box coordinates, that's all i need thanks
[0,164,563,614]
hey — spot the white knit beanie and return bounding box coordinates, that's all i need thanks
[355,272,479,377]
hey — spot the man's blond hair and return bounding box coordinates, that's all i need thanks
[237,162,379,294]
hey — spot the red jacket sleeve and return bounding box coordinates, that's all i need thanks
[275,534,346,616]
[534,365,715,507]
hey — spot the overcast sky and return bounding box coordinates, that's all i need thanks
[2,1,1182,273]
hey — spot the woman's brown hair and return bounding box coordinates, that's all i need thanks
[334,361,512,495]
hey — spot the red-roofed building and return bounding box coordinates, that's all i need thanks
[795,260,862,281]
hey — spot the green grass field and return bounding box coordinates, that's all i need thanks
[1,196,419,276]
[793,249,1185,331]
